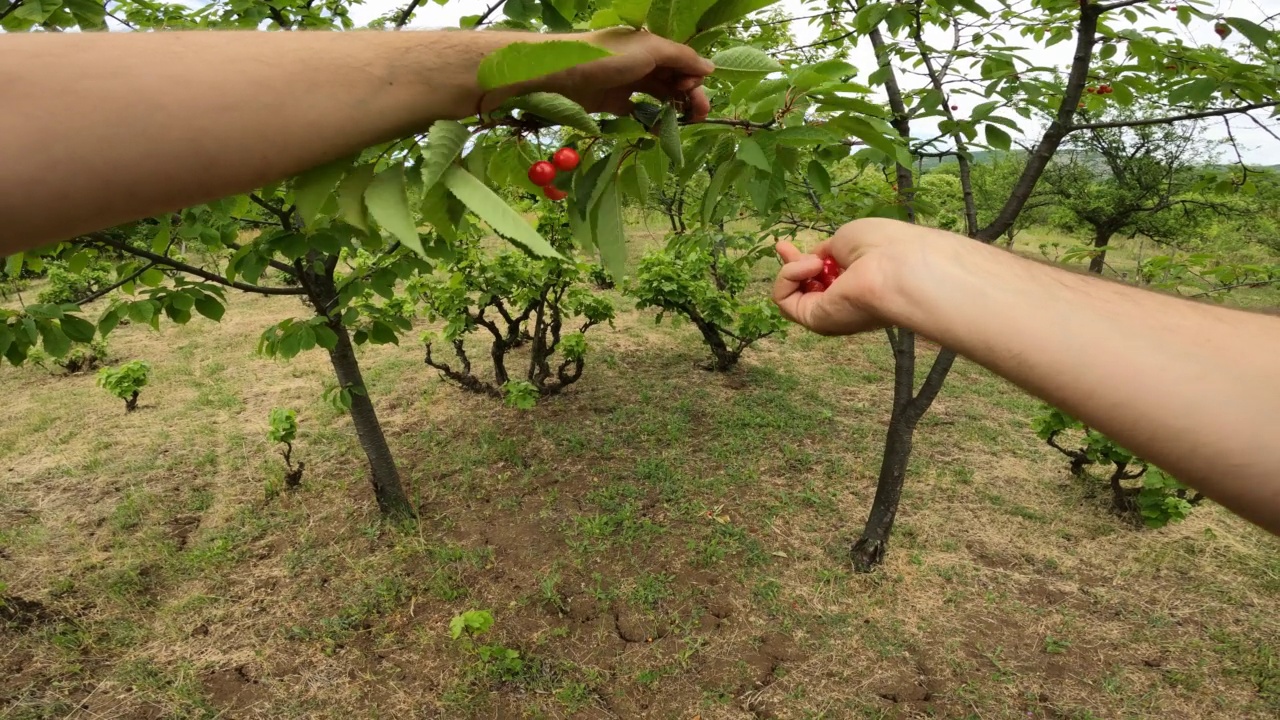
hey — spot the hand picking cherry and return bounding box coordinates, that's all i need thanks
[800,255,844,293]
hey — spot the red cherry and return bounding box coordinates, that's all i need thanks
[543,185,568,201]
[1098,84,1112,94]
[1085,86,1096,93]
[950,105,959,111]
[800,279,826,294]
[1214,22,1231,39]
[528,161,556,187]
[822,256,843,277]
[551,147,580,172]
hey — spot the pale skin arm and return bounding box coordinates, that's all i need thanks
[0,28,712,253]
[775,219,1280,535]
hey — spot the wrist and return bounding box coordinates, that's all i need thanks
[855,220,981,336]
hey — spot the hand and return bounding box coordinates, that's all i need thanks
[772,218,930,336]
[482,29,713,121]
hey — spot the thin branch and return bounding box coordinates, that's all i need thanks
[77,262,158,305]
[0,1,23,23]
[773,29,857,56]
[86,234,308,296]
[1069,102,1280,131]
[474,0,506,27]
[392,0,423,29]
[249,194,294,229]
[1098,0,1151,10]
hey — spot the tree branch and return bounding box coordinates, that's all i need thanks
[1068,101,1280,131]
[392,0,423,29]
[977,2,1101,242]
[76,261,159,305]
[249,193,295,229]
[0,1,24,23]
[85,234,308,296]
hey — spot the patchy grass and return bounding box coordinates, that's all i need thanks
[2,230,1277,719]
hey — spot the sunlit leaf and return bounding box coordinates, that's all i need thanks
[442,166,560,258]
[365,166,427,258]
[477,41,612,90]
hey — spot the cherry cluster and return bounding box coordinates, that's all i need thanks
[1085,84,1114,94]
[527,147,580,201]
[801,256,844,293]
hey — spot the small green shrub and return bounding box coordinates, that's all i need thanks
[414,208,614,405]
[630,230,785,371]
[449,609,527,682]
[268,407,303,487]
[27,339,110,374]
[97,360,151,413]
[37,260,113,305]
[1033,405,1202,527]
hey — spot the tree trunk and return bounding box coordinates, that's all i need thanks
[1088,227,1112,274]
[851,402,916,572]
[325,322,414,519]
[297,253,414,519]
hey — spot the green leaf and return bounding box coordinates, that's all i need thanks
[589,8,624,28]
[701,159,744,226]
[831,115,903,163]
[1225,17,1273,51]
[369,320,398,345]
[477,41,612,91]
[697,0,780,32]
[98,309,120,337]
[647,0,717,42]
[312,324,338,350]
[294,158,351,229]
[774,125,840,146]
[14,0,63,23]
[419,181,458,243]
[140,268,165,287]
[658,104,684,168]
[806,159,831,197]
[150,217,172,254]
[510,92,600,134]
[60,315,96,343]
[442,166,560,258]
[365,166,427,259]
[4,253,23,277]
[421,120,470,192]
[736,137,771,172]
[613,0,651,26]
[38,322,70,358]
[591,178,627,281]
[710,46,783,81]
[193,295,225,321]
[64,0,106,28]
[984,124,1012,151]
[337,164,377,233]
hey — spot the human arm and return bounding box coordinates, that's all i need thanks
[774,219,1280,535]
[0,28,711,254]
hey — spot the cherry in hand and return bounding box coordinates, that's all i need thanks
[800,255,844,293]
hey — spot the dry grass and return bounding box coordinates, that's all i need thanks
[2,228,1278,720]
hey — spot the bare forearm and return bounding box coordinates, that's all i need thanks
[0,30,511,251]
[885,225,1280,532]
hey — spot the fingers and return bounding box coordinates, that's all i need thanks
[772,243,823,306]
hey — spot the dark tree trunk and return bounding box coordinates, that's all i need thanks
[1088,227,1112,274]
[850,329,955,572]
[297,253,414,519]
[125,391,139,413]
[325,320,414,519]
[851,399,916,571]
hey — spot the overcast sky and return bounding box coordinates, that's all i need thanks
[350,0,1278,164]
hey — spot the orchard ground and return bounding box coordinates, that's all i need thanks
[2,221,1277,719]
